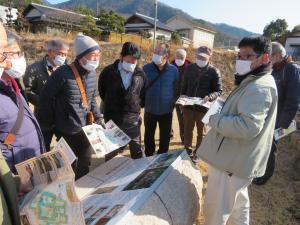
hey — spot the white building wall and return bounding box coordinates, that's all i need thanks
[285,37,300,55]
[0,6,18,24]
[167,17,215,48]
[166,18,193,39]
[149,29,172,40]
[192,29,215,48]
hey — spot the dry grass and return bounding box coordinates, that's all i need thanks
[21,32,299,225]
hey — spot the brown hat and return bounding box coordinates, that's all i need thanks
[197,46,212,58]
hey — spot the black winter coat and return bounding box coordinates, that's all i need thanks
[181,63,222,110]
[98,60,147,124]
[38,60,101,135]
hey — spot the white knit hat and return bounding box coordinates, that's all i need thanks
[74,33,100,59]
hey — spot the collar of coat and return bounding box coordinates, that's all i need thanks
[73,59,90,76]
[273,55,293,71]
[235,62,272,86]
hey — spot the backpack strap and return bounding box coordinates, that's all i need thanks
[3,95,25,146]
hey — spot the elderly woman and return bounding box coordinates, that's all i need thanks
[0,32,45,172]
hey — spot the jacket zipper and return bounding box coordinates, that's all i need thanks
[217,137,225,152]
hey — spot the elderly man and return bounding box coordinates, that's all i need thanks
[181,46,222,159]
[171,48,190,144]
[38,34,102,179]
[23,39,69,151]
[99,42,147,159]
[198,37,277,225]
[143,43,179,156]
[253,42,300,185]
[0,32,45,172]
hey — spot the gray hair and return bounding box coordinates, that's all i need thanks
[175,48,187,58]
[155,42,170,56]
[6,29,21,46]
[271,42,286,58]
[46,39,69,51]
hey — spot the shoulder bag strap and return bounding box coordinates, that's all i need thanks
[70,63,89,111]
[3,95,25,145]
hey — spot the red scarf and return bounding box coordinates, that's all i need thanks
[7,76,20,97]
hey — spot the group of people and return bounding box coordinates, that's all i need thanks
[1,19,300,225]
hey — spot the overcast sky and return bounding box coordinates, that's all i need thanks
[48,0,299,34]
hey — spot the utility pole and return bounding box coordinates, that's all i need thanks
[153,0,158,50]
[96,0,99,17]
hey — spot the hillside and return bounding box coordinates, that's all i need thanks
[55,0,257,47]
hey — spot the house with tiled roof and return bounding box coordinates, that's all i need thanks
[125,12,174,41]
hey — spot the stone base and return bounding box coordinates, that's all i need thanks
[125,154,202,225]
[76,151,203,225]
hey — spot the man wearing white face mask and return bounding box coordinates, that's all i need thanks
[0,33,45,171]
[99,42,147,159]
[38,34,102,180]
[23,39,69,151]
[197,37,278,225]
[172,48,190,144]
[181,46,222,160]
[143,43,179,157]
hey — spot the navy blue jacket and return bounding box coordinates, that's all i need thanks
[272,57,300,128]
[143,62,179,115]
[38,60,101,135]
[99,60,147,124]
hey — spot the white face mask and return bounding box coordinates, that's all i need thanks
[175,59,185,67]
[5,56,27,78]
[196,59,208,68]
[152,54,163,65]
[82,59,99,71]
[235,60,252,75]
[54,55,66,66]
[122,61,136,73]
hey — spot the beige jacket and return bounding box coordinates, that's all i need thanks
[197,72,278,179]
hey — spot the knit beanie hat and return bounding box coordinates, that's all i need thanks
[74,33,100,59]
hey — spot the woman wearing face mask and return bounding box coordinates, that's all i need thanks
[38,34,103,180]
[181,46,222,161]
[0,34,46,172]
[98,42,147,159]
[23,39,69,152]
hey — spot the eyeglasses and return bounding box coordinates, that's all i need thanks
[0,51,24,62]
[237,53,261,60]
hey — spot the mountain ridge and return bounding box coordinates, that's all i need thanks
[54,0,259,46]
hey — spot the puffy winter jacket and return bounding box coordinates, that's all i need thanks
[143,62,179,115]
[38,60,101,135]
